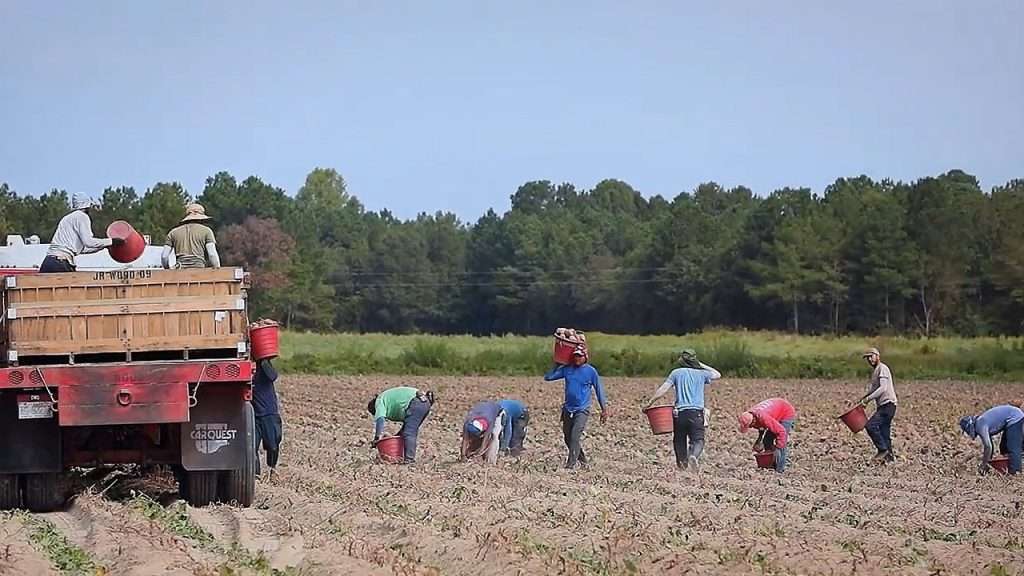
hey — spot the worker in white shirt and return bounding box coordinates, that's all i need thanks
[38,195,123,273]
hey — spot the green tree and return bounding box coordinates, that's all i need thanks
[138,182,190,240]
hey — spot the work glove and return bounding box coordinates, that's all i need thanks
[111,237,126,247]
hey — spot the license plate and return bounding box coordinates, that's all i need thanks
[17,394,53,419]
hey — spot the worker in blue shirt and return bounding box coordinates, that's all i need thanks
[251,358,283,478]
[960,404,1024,474]
[498,399,529,456]
[647,348,721,471]
[544,346,610,469]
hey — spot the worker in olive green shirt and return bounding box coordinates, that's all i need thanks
[367,386,436,463]
[162,203,220,269]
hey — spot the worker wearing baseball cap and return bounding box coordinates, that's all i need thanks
[738,398,796,473]
[544,345,610,469]
[856,347,898,463]
[39,194,123,273]
[460,400,505,464]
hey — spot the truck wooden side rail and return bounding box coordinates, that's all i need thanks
[0,269,256,511]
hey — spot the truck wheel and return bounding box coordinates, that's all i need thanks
[23,473,63,512]
[0,474,20,510]
[220,402,256,507]
[184,471,219,507]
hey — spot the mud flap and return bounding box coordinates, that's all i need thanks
[0,391,61,474]
[180,385,248,471]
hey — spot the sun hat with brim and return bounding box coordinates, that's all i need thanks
[181,203,212,222]
[862,347,881,358]
[678,348,701,369]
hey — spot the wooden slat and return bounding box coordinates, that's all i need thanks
[14,334,245,355]
[10,295,243,319]
[4,268,243,289]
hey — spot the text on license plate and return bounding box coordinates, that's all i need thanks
[17,394,53,419]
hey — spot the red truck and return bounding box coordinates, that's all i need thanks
[0,265,256,511]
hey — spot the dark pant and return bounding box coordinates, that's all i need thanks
[561,408,589,468]
[399,398,431,462]
[865,402,897,454]
[254,414,283,474]
[38,255,75,273]
[998,419,1024,474]
[503,410,529,451]
[672,409,705,467]
[761,420,795,473]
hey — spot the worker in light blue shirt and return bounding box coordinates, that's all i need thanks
[960,404,1024,474]
[647,348,721,470]
[544,346,610,469]
[498,399,529,456]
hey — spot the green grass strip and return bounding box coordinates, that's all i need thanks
[17,511,103,576]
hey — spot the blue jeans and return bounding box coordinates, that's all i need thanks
[865,403,896,454]
[998,419,1023,474]
[399,398,431,462]
[762,420,795,473]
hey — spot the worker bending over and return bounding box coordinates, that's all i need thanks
[367,386,435,464]
[738,397,796,473]
[647,349,721,471]
[39,195,123,272]
[460,401,505,464]
[544,346,609,469]
[960,404,1024,475]
[499,399,529,456]
[163,203,220,269]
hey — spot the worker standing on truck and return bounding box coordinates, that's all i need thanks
[460,400,505,465]
[39,195,123,273]
[162,203,220,269]
[856,347,898,463]
[544,346,609,469]
[646,349,721,471]
[499,399,529,456]
[738,398,796,473]
[960,404,1024,475]
[251,358,283,478]
[367,387,435,464]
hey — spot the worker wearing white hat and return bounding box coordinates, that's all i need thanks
[39,194,123,273]
[162,203,220,269]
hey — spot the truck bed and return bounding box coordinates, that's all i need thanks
[2,268,249,365]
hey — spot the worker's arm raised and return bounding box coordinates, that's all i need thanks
[700,362,722,380]
[543,365,566,381]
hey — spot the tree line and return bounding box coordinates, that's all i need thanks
[2,168,1023,337]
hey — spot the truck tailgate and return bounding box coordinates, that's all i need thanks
[58,380,189,426]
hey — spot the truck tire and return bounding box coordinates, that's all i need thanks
[184,471,218,507]
[0,474,20,510]
[23,473,63,512]
[220,402,256,507]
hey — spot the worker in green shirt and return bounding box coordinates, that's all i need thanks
[366,386,436,464]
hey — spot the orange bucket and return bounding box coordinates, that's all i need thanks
[106,221,146,263]
[990,456,1010,475]
[642,405,674,435]
[376,436,404,463]
[755,451,775,469]
[838,405,868,433]
[249,322,280,360]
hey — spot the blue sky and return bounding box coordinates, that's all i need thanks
[1,1,1021,220]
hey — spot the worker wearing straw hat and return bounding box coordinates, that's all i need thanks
[738,398,796,473]
[162,203,220,269]
[959,404,1024,475]
[856,347,898,463]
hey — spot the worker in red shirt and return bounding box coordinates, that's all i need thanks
[738,398,797,473]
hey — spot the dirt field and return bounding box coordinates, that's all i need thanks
[4,376,1024,575]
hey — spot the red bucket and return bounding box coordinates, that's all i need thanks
[990,456,1010,475]
[376,436,404,463]
[553,337,577,364]
[106,221,146,263]
[642,405,674,435]
[838,405,868,433]
[755,450,776,469]
[250,322,280,361]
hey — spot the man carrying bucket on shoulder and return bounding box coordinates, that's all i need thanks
[460,401,505,465]
[646,349,721,471]
[544,346,609,469]
[856,347,898,464]
[738,398,796,473]
[367,386,435,464]
[959,404,1024,475]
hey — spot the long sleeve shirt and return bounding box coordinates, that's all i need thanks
[498,399,526,450]
[747,398,796,448]
[250,359,279,417]
[543,364,607,413]
[864,362,897,408]
[373,386,418,438]
[975,405,1024,462]
[650,364,721,410]
[47,210,111,264]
